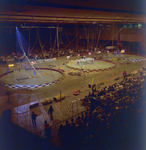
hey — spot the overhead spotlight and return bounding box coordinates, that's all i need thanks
[138,23,142,28]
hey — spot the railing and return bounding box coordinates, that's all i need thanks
[35,109,87,138]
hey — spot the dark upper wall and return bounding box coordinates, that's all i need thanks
[1,0,146,14]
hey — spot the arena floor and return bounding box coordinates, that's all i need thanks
[0,52,145,140]
[0,69,63,85]
[66,59,115,70]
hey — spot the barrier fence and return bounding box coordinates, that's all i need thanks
[35,110,87,138]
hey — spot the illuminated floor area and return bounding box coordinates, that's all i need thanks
[0,53,145,136]
[66,59,115,70]
[0,69,63,85]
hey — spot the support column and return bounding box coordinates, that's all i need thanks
[117,32,120,49]
[57,25,59,58]
[112,23,114,52]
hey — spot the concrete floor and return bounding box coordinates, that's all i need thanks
[0,53,145,136]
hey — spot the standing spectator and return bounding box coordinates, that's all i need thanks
[31,111,37,126]
[77,59,80,65]
[18,63,21,72]
[119,51,121,57]
[28,64,31,70]
[123,70,127,81]
[140,69,143,78]
[58,124,64,139]
[92,58,94,64]
[6,90,11,103]
[114,50,117,56]
[7,66,9,74]
[48,105,54,120]
[33,69,36,76]
[44,120,51,139]
[24,63,26,71]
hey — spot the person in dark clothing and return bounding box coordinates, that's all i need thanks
[6,91,11,103]
[48,105,54,120]
[58,124,64,139]
[7,66,9,74]
[123,70,127,81]
[44,120,51,139]
[31,111,37,126]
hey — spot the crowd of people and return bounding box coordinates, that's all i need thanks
[1,39,145,149]
[0,42,98,64]
[54,67,146,149]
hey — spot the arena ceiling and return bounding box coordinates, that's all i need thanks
[0,0,146,26]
